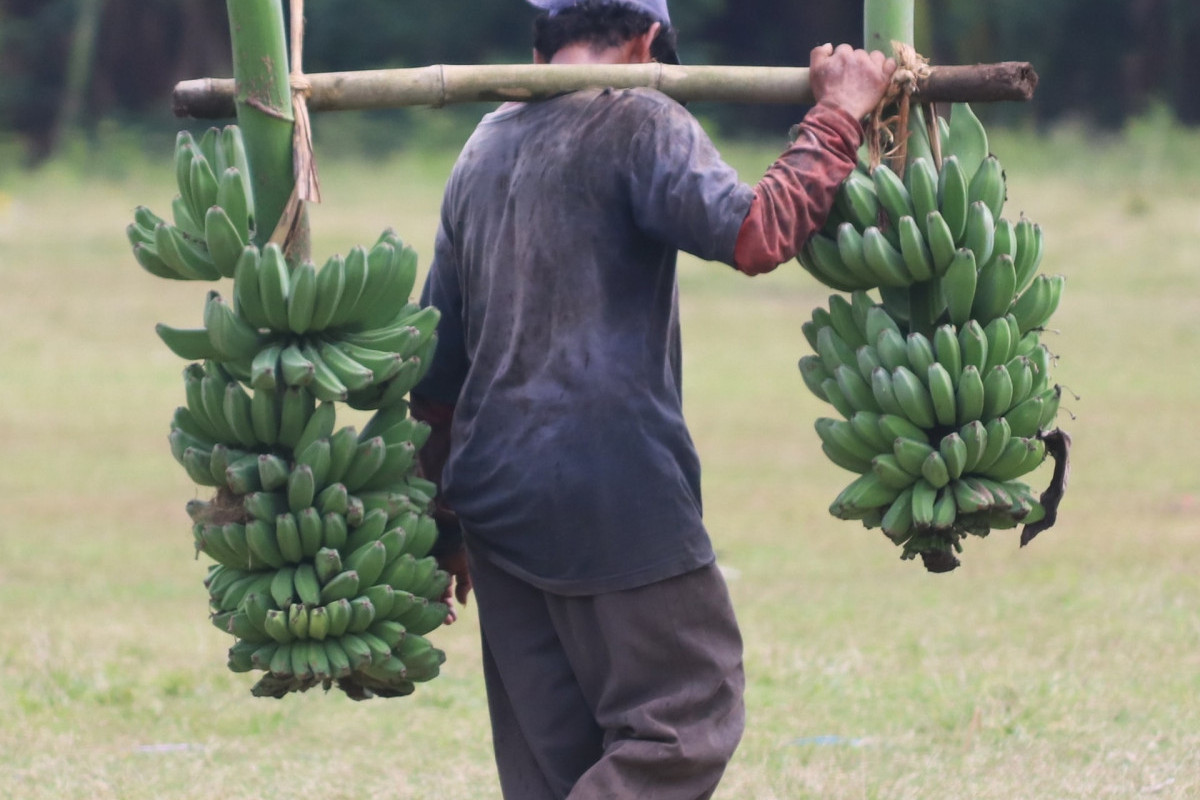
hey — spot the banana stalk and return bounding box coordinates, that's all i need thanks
[226,0,307,257]
[865,0,936,338]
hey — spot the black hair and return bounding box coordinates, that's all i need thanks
[533,1,679,64]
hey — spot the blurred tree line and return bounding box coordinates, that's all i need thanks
[2,0,1198,162]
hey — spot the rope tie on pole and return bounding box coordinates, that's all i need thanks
[866,41,933,176]
[269,0,322,249]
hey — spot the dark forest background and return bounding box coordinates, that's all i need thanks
[3,0,1198,162]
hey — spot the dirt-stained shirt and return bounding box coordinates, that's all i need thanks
[415,87,856,594]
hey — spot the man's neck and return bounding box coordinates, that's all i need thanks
[549,42,636,65]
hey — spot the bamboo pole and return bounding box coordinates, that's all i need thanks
[173,61,1038,120]
[227,0,303,255]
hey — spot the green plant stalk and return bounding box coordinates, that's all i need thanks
[864,0,913,58]
[226,0,306,257]
[865,0,934,336]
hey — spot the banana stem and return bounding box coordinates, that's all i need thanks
[865,0,933,335]
[226,0,306,258]
[864,0,914,58]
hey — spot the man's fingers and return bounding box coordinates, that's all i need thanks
[810,42,833,67]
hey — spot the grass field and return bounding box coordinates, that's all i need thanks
[1,115,1199,799]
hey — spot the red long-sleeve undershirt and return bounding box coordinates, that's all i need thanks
[733,101,865,276]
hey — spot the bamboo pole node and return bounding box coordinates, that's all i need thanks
[270,0,322,250]
[867,41,932,176]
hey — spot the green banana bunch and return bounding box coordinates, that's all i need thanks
[798,118,1070,571]
[141,124,450,699]
[129,127,256,282]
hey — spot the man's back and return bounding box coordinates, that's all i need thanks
[417,87,755,593]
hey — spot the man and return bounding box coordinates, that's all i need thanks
[410,2,895,797]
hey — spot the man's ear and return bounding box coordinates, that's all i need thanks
[631,21,661,63]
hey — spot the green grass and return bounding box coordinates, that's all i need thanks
[1,118,1199,799]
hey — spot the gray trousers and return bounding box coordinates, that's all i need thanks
[467,550,745,800]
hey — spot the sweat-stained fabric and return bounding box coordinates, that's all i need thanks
[413,87,860,594]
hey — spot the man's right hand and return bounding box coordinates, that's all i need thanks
[809,43,896,121]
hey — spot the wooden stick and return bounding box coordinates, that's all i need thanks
[174,61,1038,119]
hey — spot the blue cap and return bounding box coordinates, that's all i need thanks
[527,0,670,25]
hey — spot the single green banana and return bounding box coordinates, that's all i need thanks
[938,432,968,480]
[348,596,377,634]
[958,420,989,473]
[277,386,316,449]
[257,244,292,331]
[983,317,1015,374]
[864,305,902,345]
[215,166,251,244]
[297,507,325,558]
[905,158,939,237]
[345,540,389,587]
[1010,274,1065,333]
[958,320,989,372]
[872,162,913,229]
[263,609,296,644]
[1004,393,1044,438]
[204,205,246,279]
[880,488,915,544]
[835,223,880,287]
[937,155,970,244]
[307,605,331,642]
[187,148,220,224]
[974,416,1012,473]
[833,365,881,415]
[1013,218,1045,294]
[245,519,285,569]
[931,486,958,530]
[871,453,919,489]
[329,246,371,329]
[939,248,978,327]
[287,603,311,641]
[799,235,866,292]
[322,511,349,551]
[869,368,906,419]
[836,169,881,231]
[971,253,1017,325]
[955,364,986,425]
[287,463,316,516]
[861,226,911,287]
[325,597,353,638]
[926,362,957,427]
[293,562,322,607]
[323,638,354,679]
[286,259,319,335]
[155,222,219,281]
[890,366,936,430]
[981,364,1015,420]
[310,253,347,332]
[905,333,936,379]
[924,210,958,274]
[224,453,262,494]
[963,201,995,269]
[300,341,351,403]
[967,155,1006,220]
[946,103,988,180]
[203,290,267,364]
[274,511,304,563]
[898,216,934,281]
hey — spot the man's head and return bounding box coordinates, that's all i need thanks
[528,0,679,65]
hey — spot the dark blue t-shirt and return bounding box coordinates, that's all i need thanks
[415,87,755,595]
